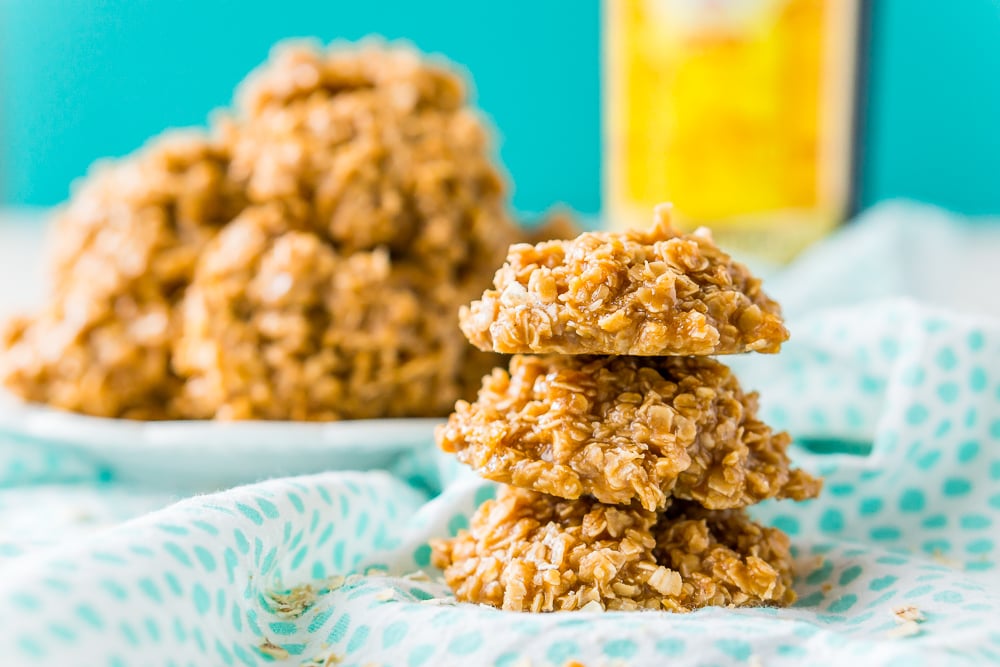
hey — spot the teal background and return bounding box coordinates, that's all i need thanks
[861,0,1000,215]
[0,0,602,214]
[1,0,999,217]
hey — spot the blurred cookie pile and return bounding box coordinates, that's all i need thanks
[0,43,543,420]
[431,207,821,612]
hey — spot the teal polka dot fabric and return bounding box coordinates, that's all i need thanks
[731,301,1000,576]
[1,205,1000,666]
[2,460,999,666]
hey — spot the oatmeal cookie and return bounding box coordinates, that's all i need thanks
[0,133,243,418]
[438,354,820,510]
[460,205,788,356]
[173,205,498,420]
[224,42,519,277]
[1,42,519,421]
[430,485,796,612]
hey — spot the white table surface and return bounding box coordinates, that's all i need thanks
[0,210,46,319]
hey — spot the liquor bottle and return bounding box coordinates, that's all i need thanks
[605,0,865,262]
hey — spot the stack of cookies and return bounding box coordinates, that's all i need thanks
[430,206,821,613]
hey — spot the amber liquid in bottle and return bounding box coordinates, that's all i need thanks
[605,0,861,262]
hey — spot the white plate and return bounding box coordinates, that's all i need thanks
[0,392,441,490]
[0,216,442,490]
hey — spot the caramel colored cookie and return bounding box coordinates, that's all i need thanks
[1,43,518,421]
[224,42,519,275]
[173,205,498,420]
[438,354,820,511]
[0,132,243,419]
[431,485,796,612]
[460,205,788,356]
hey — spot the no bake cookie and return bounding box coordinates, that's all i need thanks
[437,354,820,511]
[431,484,796,612]
[0,43,523,420]
[460,205,788,356]
[173,205,498,420]
[0,133,244,419]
